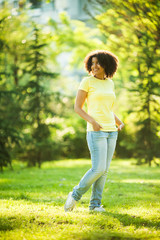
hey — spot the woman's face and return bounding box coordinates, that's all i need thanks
[91,57,105,78]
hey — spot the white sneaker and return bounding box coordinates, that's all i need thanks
[92,206,106,212]
[64,192,76,212]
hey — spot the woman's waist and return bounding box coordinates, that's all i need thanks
[88,112,115,121]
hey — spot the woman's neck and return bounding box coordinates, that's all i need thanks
[94,74,106,80]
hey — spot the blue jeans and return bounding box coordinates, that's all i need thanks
[72,131,118,210]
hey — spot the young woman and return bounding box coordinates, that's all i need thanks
[64,50,124,212]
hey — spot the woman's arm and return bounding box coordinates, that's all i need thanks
[74,89,103,131]
[114,113,125,131]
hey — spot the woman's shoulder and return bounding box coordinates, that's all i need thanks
[79,76,93,92]
[80,75,94,85]
[107,78,114,86]
[107,78,114,83]
[82,75,93,81]
[107,79,115,91]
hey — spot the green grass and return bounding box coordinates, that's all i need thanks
[0,159,160,240]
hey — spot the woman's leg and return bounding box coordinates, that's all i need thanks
[89,131,118,210]
[72,131,107,201]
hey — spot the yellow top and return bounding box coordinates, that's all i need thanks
[78,76,117,132]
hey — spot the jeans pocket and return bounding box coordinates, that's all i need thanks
[109,131,118,139]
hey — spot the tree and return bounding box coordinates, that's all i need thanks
[20,23,58,167]
[87,0,160,166]
[0,10,23,171]
[0,6,60,169]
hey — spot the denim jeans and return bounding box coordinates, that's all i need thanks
[72,131,118,210]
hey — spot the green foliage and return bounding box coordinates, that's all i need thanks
[0,159,160,239]
[49,12,106,68]
[0,90,22,171]
[1,1,160,167]
[88,0,160,165]
[0,11,25,171]
[0,7,58,169]
[30,0,43,8]
[55,116,89,159]
[48,10,136,162]
[18,24,58,167]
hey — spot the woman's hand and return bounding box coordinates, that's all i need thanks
[118,123,125,131]
[92,120,103,131]
[114,113,125,132]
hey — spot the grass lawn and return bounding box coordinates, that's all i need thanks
[0,158,160,240]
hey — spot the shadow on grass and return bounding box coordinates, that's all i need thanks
[0,216,141,240]
[71,231,143,240]
[100,211,160,230]
[0,216,22,231]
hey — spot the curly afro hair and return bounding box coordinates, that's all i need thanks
[84,50,119,78]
